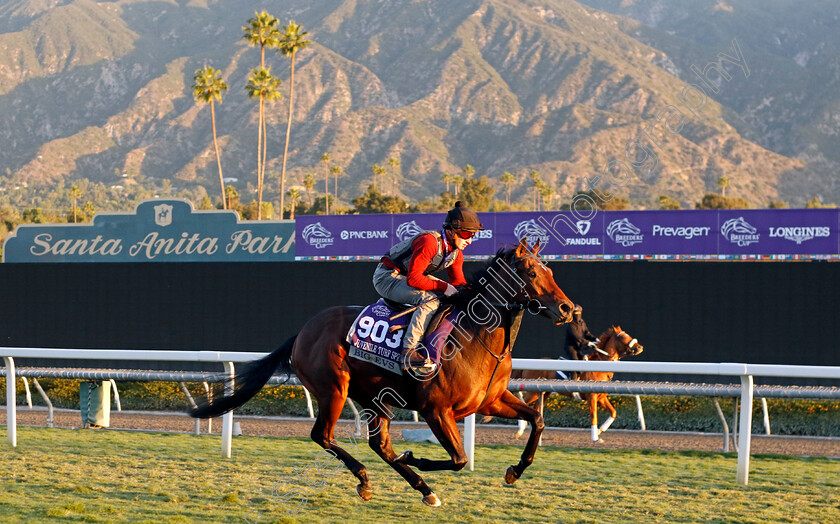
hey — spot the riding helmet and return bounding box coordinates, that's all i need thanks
[443,201,484,231]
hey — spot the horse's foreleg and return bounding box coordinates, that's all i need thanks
[598,395,617,434]
[368,416,439,507]
[478,390,544,484]
[587,394,600,441]
[395,410,467,473]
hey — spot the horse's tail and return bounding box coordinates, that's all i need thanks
[190,335,297,419]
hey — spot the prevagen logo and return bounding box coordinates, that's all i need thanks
[514,219,550,248]
[396,221,425,242]
[721,217,759,247]
[607,218,643,247]
[302,222,334,249]
[652,225,711,239]
[768,226,831,244]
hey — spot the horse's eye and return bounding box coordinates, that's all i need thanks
[528,271,536,278]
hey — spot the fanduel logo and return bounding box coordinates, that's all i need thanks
[652,225,711,240]
[566,220,600,246]
[514,220,550,248]
[768,226,830,244]
[302,222,334,249]
[607,218,643,247]
[721,217,759,247]
[340,230,388,240]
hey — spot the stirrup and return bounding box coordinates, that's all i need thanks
[403,355,436,374]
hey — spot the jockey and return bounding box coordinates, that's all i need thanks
[373,201,483,373]
[563,305,599,370]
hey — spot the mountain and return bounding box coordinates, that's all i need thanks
[0,0,826,212]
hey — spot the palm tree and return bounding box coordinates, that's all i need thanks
[286,188,301,219]
[331,165,342,202]
[462,164,475,179]
[441,172,452,192]
[371,164,386,189]
[320,153,331,214]
[277,20,312,224]
[245,67,283,219]
[192,66,229,209]
[388,157,400,194]
[69,185,82,222]
[717,175,730,197]
[304,173,315,207]
[243,11,281,219]
[225,185,240,210]
[500,171,515,206]
[529,170,541,211]
[539,183,554,210]
[452,175,464,196]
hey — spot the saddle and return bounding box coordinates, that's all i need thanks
[381,298,454,336]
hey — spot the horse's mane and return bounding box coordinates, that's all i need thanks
[596,326,623,353]
[447,247,516,307]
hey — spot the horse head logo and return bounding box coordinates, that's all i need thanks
[302,222,334,249]
[606,218,641,240]
[721,217,759,246]
[396,220,425,242]
[513,219,550,249]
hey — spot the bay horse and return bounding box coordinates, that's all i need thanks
[192,238,574,507]
[485,326,643,442]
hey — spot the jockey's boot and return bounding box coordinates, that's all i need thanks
[403,348,436,374]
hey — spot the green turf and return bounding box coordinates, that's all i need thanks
[0,427,837,523]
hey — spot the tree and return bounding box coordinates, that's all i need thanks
[804,197,835,208]
[242,11,280,68]
[69,185,82,223]
[564,190,629,211]
[458,176,495,211]
[659,195,682,210]
[529,170,541,210]
[224,185,240,211]
[388,157,400,194]
[441,173,452,192]
[192,66,229,209]
[352,184,409,214]
[500,171,515,206]
[462,164,475,179]
[320,153,332,214]
[695,193,749,209]
[81,202,96,222]
[452,175,463,196]
[768,200,788,209]
[371,164,386,189]
[245,67,283,219]
[717,175,730,197]
[286,188,301,219]
[539,183,555,210]
[277,20,311,224]
[303,173,315,206]
[331,165,343,202]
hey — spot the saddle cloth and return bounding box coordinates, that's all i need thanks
[346,299,458,375]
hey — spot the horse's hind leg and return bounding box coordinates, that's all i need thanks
[478,390,544,484]
[368,416,440,507]
[597,395,617,435]
[588,393,600,441]
[309,385,373,501]
[395,409,468,473]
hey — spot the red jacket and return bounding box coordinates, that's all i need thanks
[406,233,466,292]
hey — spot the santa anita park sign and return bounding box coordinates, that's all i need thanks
[2,200,295,263]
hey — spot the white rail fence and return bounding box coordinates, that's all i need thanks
[2,348,839,486]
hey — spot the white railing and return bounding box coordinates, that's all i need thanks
[2,348,839,485]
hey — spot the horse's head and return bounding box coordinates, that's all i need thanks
[594,326,643,360]
[504,238,574,325]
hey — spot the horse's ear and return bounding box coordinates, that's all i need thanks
[531,239,542,255]
[515,237,528,257]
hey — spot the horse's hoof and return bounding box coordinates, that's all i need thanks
[422,492,441,507]
[514,429,525,439]
[504,465,520,485]
[395,450,414,464]
[355,484,373,502]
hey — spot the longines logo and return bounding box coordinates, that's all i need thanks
[768,226,830,244]
[302,222,334,249]
[513,220,550,248]
[721,217,759,247]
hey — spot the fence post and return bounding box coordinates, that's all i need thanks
[464,413,475,471]
[3,357,16,447]
[222,362,235,458]
[736,375,754,485]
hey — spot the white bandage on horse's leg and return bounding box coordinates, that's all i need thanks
[599,416,615,433]
[572,392,582,401]
[515,419,527,438]
[591,425,599,441]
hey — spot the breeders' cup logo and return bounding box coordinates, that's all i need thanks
[721,217,759,247]
[302,222,334,249]
[154,204,173,227]
[607,218,643,247]
[514,220,550,248]
[396,221,425,242]
[371,303,391,317]
[768,226,830,245]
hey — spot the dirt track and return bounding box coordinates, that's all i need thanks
[7,407,840,458]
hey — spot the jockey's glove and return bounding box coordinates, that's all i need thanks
[443,283,458,297]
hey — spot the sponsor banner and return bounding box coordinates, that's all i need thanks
[718,209,838,254]
[603,210,718,254]
[2,199,295,263]
[496,212,605,256]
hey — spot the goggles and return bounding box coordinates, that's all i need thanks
[455,229,476,240]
